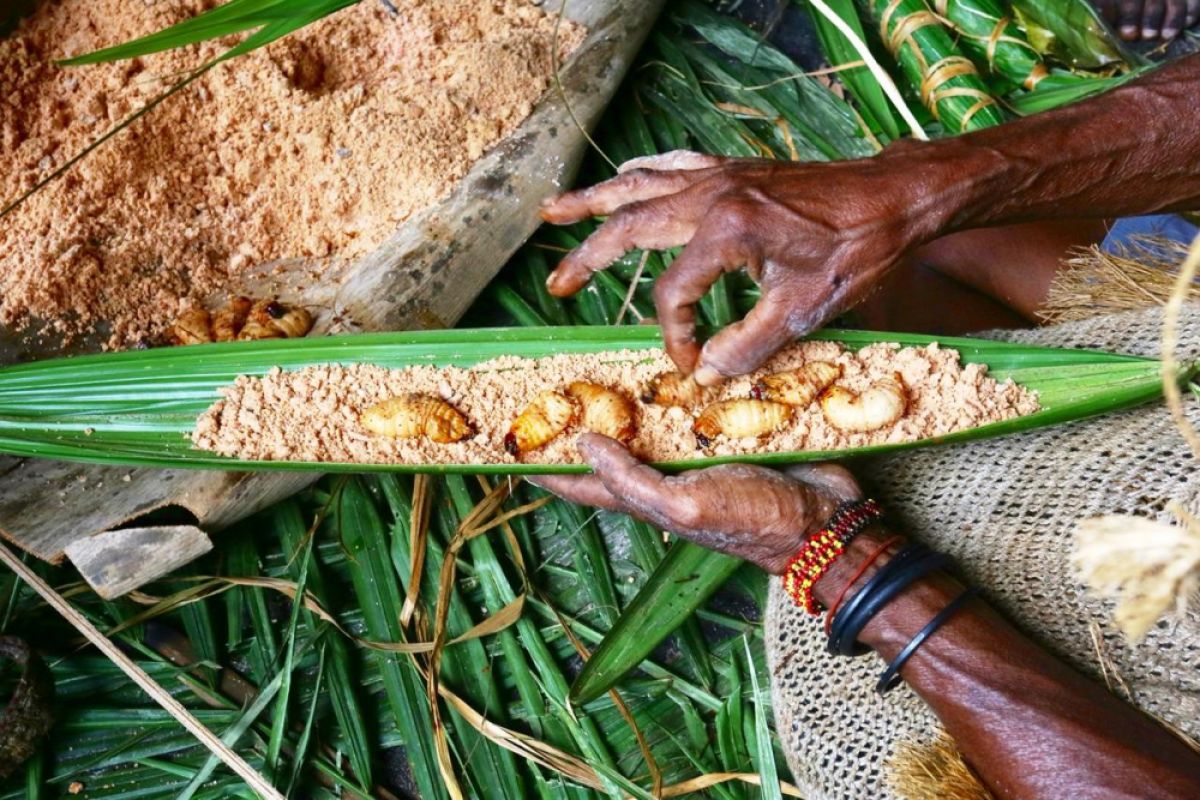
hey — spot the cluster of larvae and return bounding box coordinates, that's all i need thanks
[505,382,636,454]
[644,361,909,448]
[169,297,313,345]
[357,382,636,455]
[355,361,911,458]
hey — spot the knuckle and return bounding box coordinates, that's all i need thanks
[715,199,755,238]
[609,199,652,231]
[622,167,655,184]
[670,495,705,528]
[651,274,678,308]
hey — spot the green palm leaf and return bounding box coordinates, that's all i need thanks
[57,0,358,66]
[0,328,1185,474]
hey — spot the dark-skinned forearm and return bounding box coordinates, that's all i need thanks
[812,529,1200,800]
[901,54,1200,236]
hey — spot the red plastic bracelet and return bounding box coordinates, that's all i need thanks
[824,535,905,635]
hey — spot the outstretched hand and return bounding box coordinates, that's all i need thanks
[541,149,947,385]
[530,433,862,574]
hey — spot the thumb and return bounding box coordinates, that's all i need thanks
[693,295,794,386]
[783,463,863,503]
[576,433,683,529]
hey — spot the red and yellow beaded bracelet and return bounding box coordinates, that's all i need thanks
[782,499,884,615]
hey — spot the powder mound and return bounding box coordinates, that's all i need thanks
[190,341,1041,466]
[0,0,584,348]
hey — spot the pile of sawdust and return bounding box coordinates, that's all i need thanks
[191,341,1041,466]
[0,0,583,348]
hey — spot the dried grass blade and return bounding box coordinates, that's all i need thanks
[422,479,526,799]
[461,495,554,539]
[806,0,927,139]
[658,772,804,798]
[542,588,664,797]
[400,474,432,626]
[1162,232,1200,459]
[177,669,284,800]
[0,540,283,800]
[215,574,525,654]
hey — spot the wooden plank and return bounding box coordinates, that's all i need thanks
[64,525,213,600]
[0,459,311,564]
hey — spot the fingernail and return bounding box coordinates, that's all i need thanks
[1121,25,1139,39]
[1142,27,1158,39]
[1163,27,1179,38]
[693,365,722,387]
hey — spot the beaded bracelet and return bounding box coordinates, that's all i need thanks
[781,499,884,614]
[875,586,980,695]
[827,545,952,657]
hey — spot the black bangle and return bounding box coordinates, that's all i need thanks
[876,586,980,695]
[828,545,952,657]
[827,542,926,655]
[826,542,927,656]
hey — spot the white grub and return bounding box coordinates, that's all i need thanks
[820,374,909,433]
[505,390,577,454]
[693,399,792,448]
[191,341,1040,465]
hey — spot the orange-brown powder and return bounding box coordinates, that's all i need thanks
[0,0,582,348]
[191,341,1041,466]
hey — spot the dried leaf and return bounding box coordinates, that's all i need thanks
[1074,507,1200,641]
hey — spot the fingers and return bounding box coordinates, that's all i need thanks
[652,232,744,373]
[783,463,863,503]
[617,150,726,174]
[540,167,716,225]
[1142,0,1166,38]
[526,473,628,513]
[546,197,703,297]
[1163,0,1188,35]
[1118,0,1144,38]
[693,294,795,386]
[576,433,692,530]
[1189,0,1200,28]
[1095,0,1118,23]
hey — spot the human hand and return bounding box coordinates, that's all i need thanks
[541,149,953,385]
[1092,0,1199,40]
[529,433,862,574]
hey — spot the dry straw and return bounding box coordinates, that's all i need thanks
[1073,505,1200,642]
[0,540,286,800]
[1071,232,1200,642]
[885,731,993,800]
[1041,235,1200,324]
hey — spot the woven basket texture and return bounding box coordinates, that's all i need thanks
[766,304,1200,799]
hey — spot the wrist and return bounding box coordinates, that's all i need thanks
[812,528,969,657]
[810,524,895,608]
[881,136,1016,239]
[779,499,884,613]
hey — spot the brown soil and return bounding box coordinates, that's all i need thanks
[191,341,1041,466]
[0,0,583,348]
